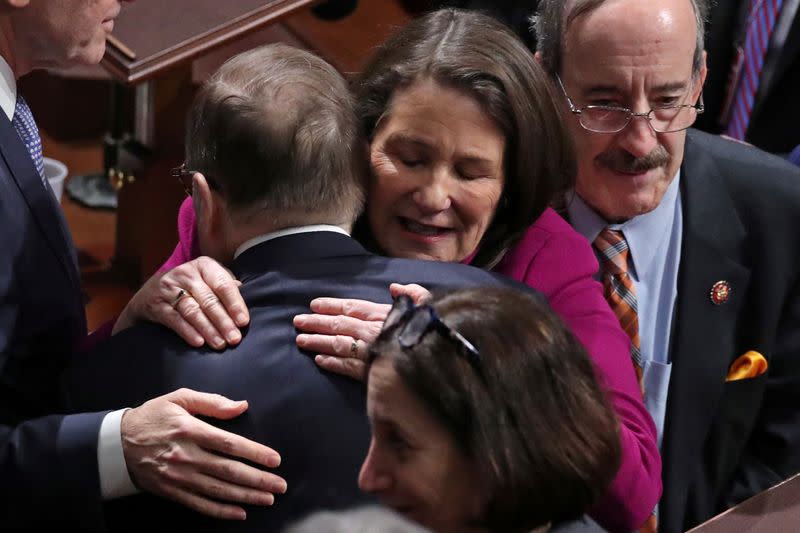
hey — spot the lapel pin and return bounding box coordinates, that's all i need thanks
[710,280,731,305]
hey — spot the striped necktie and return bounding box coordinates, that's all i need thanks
[11,94,47,187]
[594,228,645,392]
[725,0,785,140]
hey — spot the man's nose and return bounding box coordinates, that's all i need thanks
[616,112,659,158]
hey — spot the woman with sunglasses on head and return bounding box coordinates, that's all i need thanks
[118,9,660,531]
[359,286,620,533]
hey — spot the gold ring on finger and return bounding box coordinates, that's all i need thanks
[171,288,190,309]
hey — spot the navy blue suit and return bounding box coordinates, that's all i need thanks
[0,109,107,529]
[659,130,800,532]
[64,231,516,532]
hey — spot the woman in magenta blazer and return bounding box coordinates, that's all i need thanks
[153,10,659,532]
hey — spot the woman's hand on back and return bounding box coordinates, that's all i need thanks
[113,256,249,350]
[294,283,432,381]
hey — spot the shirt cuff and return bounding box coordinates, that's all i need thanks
[98,408,139,500]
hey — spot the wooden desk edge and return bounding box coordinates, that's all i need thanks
[102,0,319,85]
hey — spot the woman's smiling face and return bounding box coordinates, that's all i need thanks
[366,79,506,262]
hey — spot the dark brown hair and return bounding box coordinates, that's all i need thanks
[354,9,576,268]
[185,43,364,225]
[367,287,621,533]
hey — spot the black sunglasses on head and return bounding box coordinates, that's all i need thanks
[384,295,481,371]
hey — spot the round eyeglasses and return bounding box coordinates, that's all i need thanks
[556,75,704,134]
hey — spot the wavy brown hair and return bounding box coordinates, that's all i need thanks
[354,8,576,268]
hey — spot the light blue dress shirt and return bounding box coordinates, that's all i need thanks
[567,173,683,449]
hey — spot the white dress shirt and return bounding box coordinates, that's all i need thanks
[234,224,351,259]
[0,55,17,121]
[0,53,135,500]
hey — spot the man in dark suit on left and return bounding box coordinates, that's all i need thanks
[0,1,293,529]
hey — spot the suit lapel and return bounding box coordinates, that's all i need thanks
[660,131,752,531]
[0,115,82,294]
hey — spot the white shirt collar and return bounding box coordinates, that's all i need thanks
[0,55,16,122]
[233,224,350,259]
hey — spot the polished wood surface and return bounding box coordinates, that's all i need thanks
[284,0,410,73]
[103,0,320,83]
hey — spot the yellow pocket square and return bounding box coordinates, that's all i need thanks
[726,350,768,382]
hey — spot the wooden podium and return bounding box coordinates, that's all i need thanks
[99,0,409,283]
[98,0,319,282]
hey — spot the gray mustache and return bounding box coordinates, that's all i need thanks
[596,146,670,173]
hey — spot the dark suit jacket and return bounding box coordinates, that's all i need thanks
[0,107,107,529]
[63,231,516,532]
[659,129,800,532]
[697,0,800,153]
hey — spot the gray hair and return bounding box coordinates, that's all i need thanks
[185,43,364,226]
[533,0,709,78]
[283,506,430,533]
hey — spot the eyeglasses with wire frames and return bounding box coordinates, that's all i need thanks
[555,74,704,134]
[171,163,220,196]
[383,294,481,371]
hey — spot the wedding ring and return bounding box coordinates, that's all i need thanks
[171,288,189,308]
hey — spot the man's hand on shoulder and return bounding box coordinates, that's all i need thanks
[121,388,287,520]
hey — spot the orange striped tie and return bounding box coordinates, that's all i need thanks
[594,228,645,392]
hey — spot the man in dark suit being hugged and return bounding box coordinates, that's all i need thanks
[64,43,513,531]
[534,1,800,531]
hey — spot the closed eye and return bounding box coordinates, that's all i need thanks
[399,157,424,168]
[588,100,624,108]
[653,96,682,108]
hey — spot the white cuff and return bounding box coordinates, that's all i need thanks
[98,409,138,500]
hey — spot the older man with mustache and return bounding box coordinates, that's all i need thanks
[535,0,800,531]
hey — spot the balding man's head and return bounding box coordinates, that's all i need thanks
[534,0,709,79]
[184,44,365,261]
[186,44,364,225]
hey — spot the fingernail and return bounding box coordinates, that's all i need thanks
[276,481,288,494]
[237,510,247,520]
[227,330,241,344]
[236,313,247,325]
[315,355,328,363]
[296,334,308,346]
[213,337,225,349]
[294,315,307,326]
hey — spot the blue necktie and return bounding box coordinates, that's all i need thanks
[11,94,46,187]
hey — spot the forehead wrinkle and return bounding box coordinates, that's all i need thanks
[564,0,697,74]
